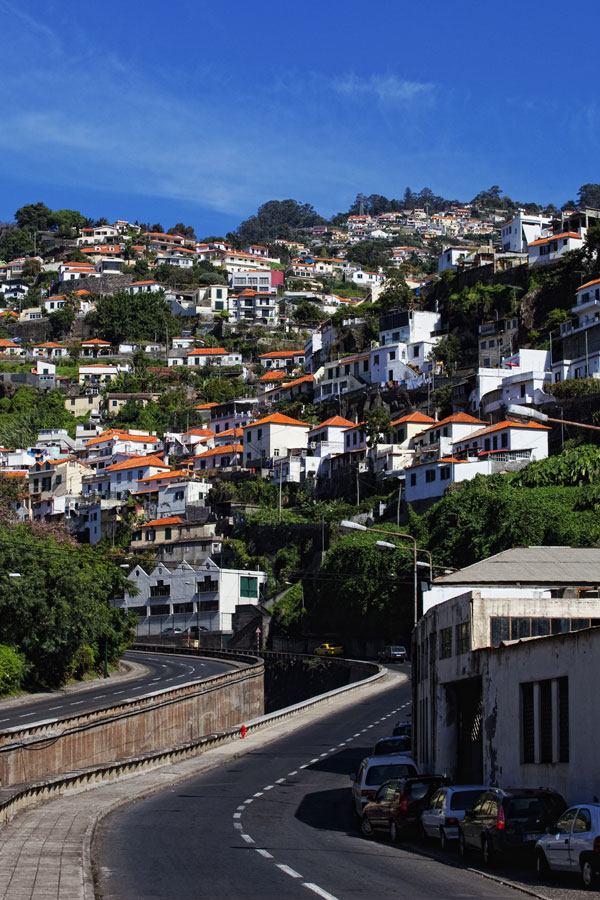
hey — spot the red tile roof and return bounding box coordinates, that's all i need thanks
[459,419,550,441]
[195,443,242,458]
[84,430,159,447]
[187,347,229,356]
[529,232,582,247]
[81,338,112,345]
[105,454,168,473]
[259,350,304,358]
[140,516,184,528]
[309,416,355,433]
[194,402,218,410]
[137,469,189,484]
[578,277,600,291]
[242,413,310,429]
[390,412,436,426]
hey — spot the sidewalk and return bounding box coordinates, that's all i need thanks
[0,671,405,900]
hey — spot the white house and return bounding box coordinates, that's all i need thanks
[259,350,305,370]
[437,246,476,274]
[554,277,600,380]
[242,413,310,468]
[193,443,243,472]
[82,429,162,462]
[370,342,415,384]
[350,267,384,286]
[411,412,487,461]
[271,452,320,484]
[209,398,259,434]
[452,418,550,461]
[78,364,125,385]
[500,212,552,252]
[313,353,371,404]
[58,263,99,282]
[307,416,354,457]
[82,453,169,499]
[32,342,69,359]
[528,232,584,266]
[126,280,164,294]
[117,559,267,633]
[168,348,242,368]
[378,309,442,347]
[404,456,490,505]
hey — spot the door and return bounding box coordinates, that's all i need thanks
[422,789,444,837]
[462,792,490,849]
[569,807,592,871]
[368,783,399,830]
[544,808,577,870]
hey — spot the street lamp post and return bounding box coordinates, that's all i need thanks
[339,521,430,626]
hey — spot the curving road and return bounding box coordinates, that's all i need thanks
[94,674,524,900]
[0,649,235,730]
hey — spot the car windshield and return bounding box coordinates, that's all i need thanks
[505,795,565,821]
[450,790,486,811]
[374,738,411,755]
[365,764,417,785]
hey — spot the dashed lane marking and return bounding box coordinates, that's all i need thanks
[241,834,255,844]
[303,883,340,900]
[256,849,273,859]
[277,864,303,878]
[288,771,298,777]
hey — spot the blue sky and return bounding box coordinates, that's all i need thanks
[1,0,598,237]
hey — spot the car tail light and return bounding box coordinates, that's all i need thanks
[495,805,505,831]
[399,796,408,812]
[593,836,600,853]
[444,817,458,826]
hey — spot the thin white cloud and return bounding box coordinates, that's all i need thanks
[332,72,434,104]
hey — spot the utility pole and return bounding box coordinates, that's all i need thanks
[278,461,283,522]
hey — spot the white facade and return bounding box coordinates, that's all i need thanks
[500,212,552,252]
[405,458,491,505]
[229,270,276,293]
[242,415,310,467]
[118,559,267,632]
[378,310,441,347]
[369,342,412,383]
[157,480,211,519]
[528,232,584,266]
[437,247,473,274]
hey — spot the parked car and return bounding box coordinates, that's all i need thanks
[459,788,567,866]
[187,626,208,637]
[350,754,419,817]
[314,643,344,657]
[361,775,448,841]
[535,803,600,888]
[161,627,183,635]
[372,736,412,756]
[421,785,489,849]
[392,721,412,738]
[378,645,407,663]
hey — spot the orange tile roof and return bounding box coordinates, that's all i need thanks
[420,412,486,432]
[188,347,229,356]
[105,454,168,473]
[85,428,158,447]
[260,371,287,381]
[242,413,310,429]
[195,443,242,458]
[79,365,117,370]
[458,419,550,441]
[183,428,215,438]
[438,457,467,464]
[128,280,162,286]
[137,469,189,484]
[259,350,304,358]
[309,416,355,432]
[578,277,600,291]
[390,412,436,426]
[81,338,112,345]
[34,342,66,349]
[529,232,582,247]
[194,402,218,410]
[271,374,313,390]
[216,427,243,438]
[140,516,185,528]
[0,339,20,348]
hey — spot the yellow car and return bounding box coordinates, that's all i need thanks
[314,642,344,657]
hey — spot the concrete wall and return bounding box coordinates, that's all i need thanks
[0,657,264,788]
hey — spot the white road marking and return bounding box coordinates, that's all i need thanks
[0,719,8,723]
[70,701,84,705]
[277,864,302,878]
[113,691,125,695]
[303,883,340,900]
[233,812,242,819]
[48,706,63,710]
[244,799,253,804]
[94,696,106,700]
[241,833,255,844]
[233,823,243,830]
[310,758,319,764]
[256,849,273,859]
[353,733,360,737]
[287,770,297,776]
[253,792,263,797]
[18,713,31,717]
[337,742,345,747]
[299,764,308,769]
[319,753,328,757]
[264,785,274,791]
[328,747,336,752]
[237,805,246,810]
[275,778,285,784]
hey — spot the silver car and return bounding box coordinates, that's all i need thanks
[421,785,489,849]
[350,754,419,817]
[536,803,600,888]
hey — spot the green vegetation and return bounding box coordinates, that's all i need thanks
[0,522,133,690]
[546,378,600,399]
[87,290,178,343]
[0,386,80,446]
[231,199,327,246]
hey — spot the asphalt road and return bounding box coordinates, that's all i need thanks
[94,673,525,900]
[0,650,235,730]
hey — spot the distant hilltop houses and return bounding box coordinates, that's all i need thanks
[0,191,598,583]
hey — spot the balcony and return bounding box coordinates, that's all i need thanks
[560,310,600,337]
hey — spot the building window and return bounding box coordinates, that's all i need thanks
[150,581,170,597]
[455,621,470,655]
[425,469,436,483]
[410,473,416,486]
[440,466,450,480]
[240,576,258,599]
[521,682,535,763]
[197,577,218,593]
[558,676,569,762]
[539,679,553,763]
[439,627,452,659]
[521,676,569,765]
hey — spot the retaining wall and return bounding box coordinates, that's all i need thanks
[0,656,264,787]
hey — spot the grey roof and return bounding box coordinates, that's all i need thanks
[434,547,600,586]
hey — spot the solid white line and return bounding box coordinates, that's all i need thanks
[241,834,255,844]
[256,849,273,859]
[288,770,297,776]
[277,864,302,878]
[303,883,340,900]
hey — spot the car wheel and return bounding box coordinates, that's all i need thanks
[581,858,596,889]
[361,816,374,839]
[390,820,401,843]
[482,836,494,867]
[440,827,448,851]
[458,830,467,859]
[536,850,552,881]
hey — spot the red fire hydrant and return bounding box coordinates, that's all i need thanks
[240,725,247,739]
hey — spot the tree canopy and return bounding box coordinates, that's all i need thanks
[88,290,178,343]
[233,199,327,246]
